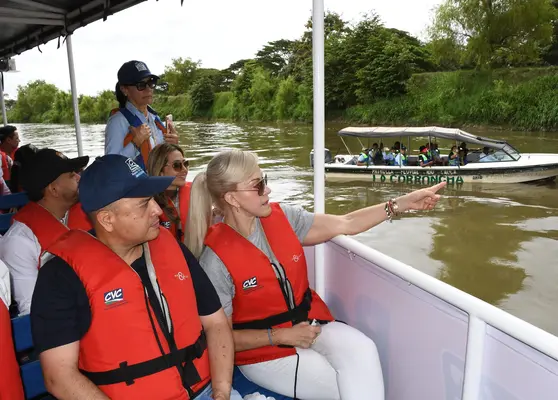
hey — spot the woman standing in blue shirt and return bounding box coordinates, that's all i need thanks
[104,60,178,170]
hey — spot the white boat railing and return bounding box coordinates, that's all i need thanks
[305,235,558,399]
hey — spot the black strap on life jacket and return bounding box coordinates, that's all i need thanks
[80,330,207,387]
[233,288,315,330]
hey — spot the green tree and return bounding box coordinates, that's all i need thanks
[355,32,417,102]
[9,80,59,122]
[160,57,200,95]
[256,39,296,77]
[189,76,215,116]
[429,0,557,67]
[542,0,558,64]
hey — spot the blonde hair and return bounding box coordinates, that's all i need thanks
[184,149,259,258]
[147,143,184,227]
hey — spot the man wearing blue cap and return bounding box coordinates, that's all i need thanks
[30,155,241,400]
[105,60,179,170]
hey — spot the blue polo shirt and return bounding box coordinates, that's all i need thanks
[104,101,165,160]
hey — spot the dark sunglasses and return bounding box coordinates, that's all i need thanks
[126,77,158,91]
[235,174,268,196]
[167,159,189,172]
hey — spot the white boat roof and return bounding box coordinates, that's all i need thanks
[0,0,162,59]
[338,126,510,150]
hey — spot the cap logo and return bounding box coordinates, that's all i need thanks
[125,158,146,178]
[135,62,147,72]
[55,151,68,160]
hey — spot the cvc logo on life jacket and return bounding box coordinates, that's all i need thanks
[242,277,258,290]
[104,288,125,307]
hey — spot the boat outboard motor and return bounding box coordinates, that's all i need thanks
[310,148,333,167]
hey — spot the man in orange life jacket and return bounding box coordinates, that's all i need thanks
[0,124,19,193]
[0,148,91,316]
[30,154,239,400]
[0,260,25,400]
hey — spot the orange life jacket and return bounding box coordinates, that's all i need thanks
[67,203,93,231]
[110,106,167,169]
[204,202,333,365]
[1,150,11,181]
[0,301,25,400]
[160,183,191,241]
[12,202,93,268]
[47,228,210,399]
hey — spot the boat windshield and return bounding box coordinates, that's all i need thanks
[501,144,521,161]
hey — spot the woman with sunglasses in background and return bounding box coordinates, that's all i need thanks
[185,149,446,400]
[147,143,191,241]
[104,60,178,170]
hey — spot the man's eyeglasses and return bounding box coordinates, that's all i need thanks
[235,175,268,196]
[167,159,189,172]
[126,78,158,91]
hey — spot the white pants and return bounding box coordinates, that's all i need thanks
[238,322,384,400]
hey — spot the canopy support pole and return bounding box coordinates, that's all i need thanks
[312,0,325,297]
[66,34,84,156]
[0,73,7,126]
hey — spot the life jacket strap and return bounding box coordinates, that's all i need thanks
[80,330,206,386]
[232,288,319,331]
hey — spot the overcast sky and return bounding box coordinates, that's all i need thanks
[2,0,441,98]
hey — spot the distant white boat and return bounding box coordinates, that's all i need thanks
[311,126,558,184]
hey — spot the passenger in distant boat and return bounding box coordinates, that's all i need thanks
[448,145,460,166]
[431,143,442,165]
[480,146,498,162]
[383,147,396,165]
[8,143,39,193]
[394,141,401,152]
[371,143,384,165]
[394,145,408,166]
[419,146,434,167]
[147,143,191,242]
[0,260,25,400]
[356,147,371,165]
[105,60,179,170]
[459,142,469,165]
[0,149,91,315]
[458,145,468,165]
[31,155,241,400]
[425,143,435,160]
[185,149,447,400]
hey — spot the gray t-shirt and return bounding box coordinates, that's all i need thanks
[199,203,314,317]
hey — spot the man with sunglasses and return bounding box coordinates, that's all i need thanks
[105,60,179,170]
[0,149,92,316]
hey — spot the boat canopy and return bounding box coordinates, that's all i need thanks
[338,126,510,150]
[0,0,159,59]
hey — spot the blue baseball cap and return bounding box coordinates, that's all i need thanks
[79,155,173,213]
[117,60,159,85]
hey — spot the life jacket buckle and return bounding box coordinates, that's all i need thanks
[119,361,135,386]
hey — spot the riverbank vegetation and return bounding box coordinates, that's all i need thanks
[6,0,558,131]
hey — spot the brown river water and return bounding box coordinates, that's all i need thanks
[16,121,558,335]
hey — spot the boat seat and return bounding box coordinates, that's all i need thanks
[0,192,29,210]
[12,314,54,399]
[233,367,292,399]
[11,314,288,399]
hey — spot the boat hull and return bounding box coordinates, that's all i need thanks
[324,163,558,185]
